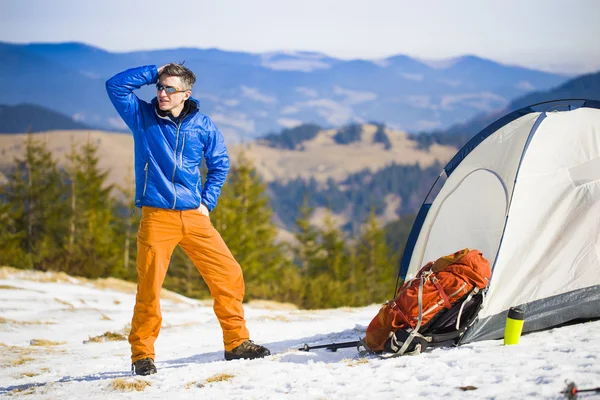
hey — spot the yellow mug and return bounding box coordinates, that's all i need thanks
[504,307,525,345]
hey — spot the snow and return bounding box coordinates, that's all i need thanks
[1,267,598,399]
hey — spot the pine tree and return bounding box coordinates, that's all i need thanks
[0,134,69,270]
[113,163,140,281]
[293,202,326,280]
[0,197,26,267]
[65,136,119,278]
[354,210,397,304]
[307,210,350,307]
[211,149,292,300]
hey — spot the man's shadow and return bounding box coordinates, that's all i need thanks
[161,326,365,368]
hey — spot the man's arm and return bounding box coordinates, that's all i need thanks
[201,117,230,212]
[105,65,161,132]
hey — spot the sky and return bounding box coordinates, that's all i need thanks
[2,0,600,74]
[1,266,599,399]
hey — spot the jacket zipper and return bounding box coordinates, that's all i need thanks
[171,123,181,209]
[142,162,149,197]
[196,170,202,196]
[180,134,186,168]
[154,105,195,210]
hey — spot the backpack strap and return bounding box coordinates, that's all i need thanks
[455,287,479,330]
[431,275,453,309]
[395,273,426,356]
[424,287,485,344]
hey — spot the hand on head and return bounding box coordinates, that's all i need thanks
[157,64,168,76]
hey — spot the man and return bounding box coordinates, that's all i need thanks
[106,63,270,376]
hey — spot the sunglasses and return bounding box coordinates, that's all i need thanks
[156,83,188,94]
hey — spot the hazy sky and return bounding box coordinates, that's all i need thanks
[3,0,600,73]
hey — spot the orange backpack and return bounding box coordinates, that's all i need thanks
[362,248,491,355]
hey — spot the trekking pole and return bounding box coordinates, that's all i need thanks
[562,381,600,399]
[298,340,360,352]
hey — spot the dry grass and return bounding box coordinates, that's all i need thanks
[0,284,24,290]
[0,266,77,283]
[19,371,39,377]
[255,315,291,322]
[344,358,370,367]
[84,331,127,344]
[92,277,138,294]
[185,380,205,389]
[205,373,235,383]
[100,314,111,321]
[0,317,55,326]
[8,387,36,396]
[54,298,75,309]
[110,378,151,392]
[0,267,187,304]
[29,339,66,347]
[12,356,35,366]
[248,299,298,310]
[235,124,457,184]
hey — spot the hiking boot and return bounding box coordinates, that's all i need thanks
[132,357,157,376]
[224,340,271,361]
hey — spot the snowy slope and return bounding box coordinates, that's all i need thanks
[0,267,598,399]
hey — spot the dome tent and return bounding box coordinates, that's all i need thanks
[398,99,600,344]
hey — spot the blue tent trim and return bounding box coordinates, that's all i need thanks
[398,203,431,281]
[444,107,533,176]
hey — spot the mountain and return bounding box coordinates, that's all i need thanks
[0,103,91,133]
[0,41,569,141]
[421,70,600,143]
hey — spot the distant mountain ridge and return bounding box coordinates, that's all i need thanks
[0,41,570,142]
[422,70,600,144]
[1,69,597,234]
[0,103,91,133]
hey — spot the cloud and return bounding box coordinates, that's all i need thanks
[440,92,508,111]
[262,59,331,72]
[211,113,255,133]
[223,99,240,106]
[280,106,300,115]
[406,95,437,110]
[240,86,276,104]
[261,51,333,72]
[304,99,354,126]
[277,118,304,128]
[515,81,535,91]
[414,119,443,131]
[438,79,462,88]
[295,87,319,98]
[107,117,128,130]
[333,85,377,105]
[400,73,424,81]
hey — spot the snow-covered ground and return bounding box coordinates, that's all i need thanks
[0,266,598,399]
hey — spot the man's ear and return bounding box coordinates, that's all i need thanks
[184,90,191,100]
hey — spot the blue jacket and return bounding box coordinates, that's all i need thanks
[106,65,229,211]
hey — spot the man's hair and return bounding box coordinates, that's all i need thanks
[160,63,196,89]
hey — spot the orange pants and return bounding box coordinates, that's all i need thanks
[129,206,250,362]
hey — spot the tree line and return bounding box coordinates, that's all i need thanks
[0,134,415,309]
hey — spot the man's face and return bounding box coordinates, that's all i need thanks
[156,75,191,112]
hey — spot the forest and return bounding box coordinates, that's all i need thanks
[0,134,417,309]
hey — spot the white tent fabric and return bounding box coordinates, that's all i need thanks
[400,100,600,343]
